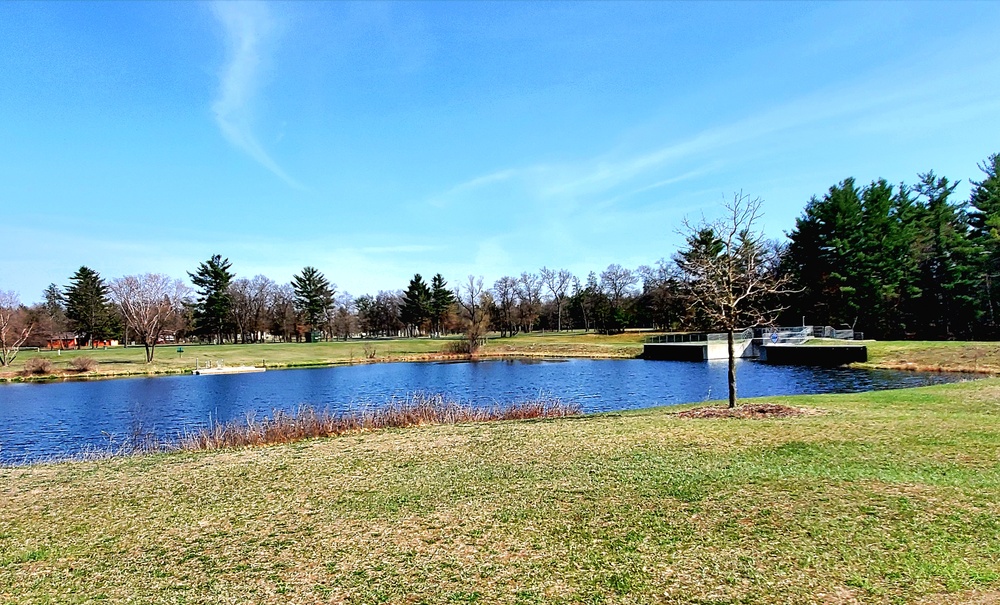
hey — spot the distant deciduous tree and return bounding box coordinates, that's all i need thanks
[516,272,542,333]
[229,275,275,344]
[540,267,573,332]
[109,274,190,363]
[457,275,489,353]
[491,276,519,337]
[0,291,35,367]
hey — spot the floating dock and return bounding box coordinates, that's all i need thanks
[193,366,266,376]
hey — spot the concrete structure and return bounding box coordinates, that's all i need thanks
[642,329,756,361]
[642,326,866,366]
[758,344,867,366]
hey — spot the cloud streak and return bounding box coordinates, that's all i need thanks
[211,2,303,189]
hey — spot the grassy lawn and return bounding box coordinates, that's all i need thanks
[2,380,999,603]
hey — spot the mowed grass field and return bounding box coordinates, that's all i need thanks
[2,379,999,603]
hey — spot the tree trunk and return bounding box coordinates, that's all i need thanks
[727,329,737,409]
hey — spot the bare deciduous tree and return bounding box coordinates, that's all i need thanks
[491,276,519,337]
[675,192,793,408]
[456,275,490,353]
[516,272,543,333]
[540,267,573,332]
[109,274,190,363]
[0,291,35,367]
[230,275,275,344]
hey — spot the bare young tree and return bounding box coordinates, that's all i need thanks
[230,275,275,344]
[540,267,573,332]
[0,291,35,367]
[516,271,543,333]
[109,274,190,363]
[456,275,490,353]
[491,276,519,337]
[675,192,793,408]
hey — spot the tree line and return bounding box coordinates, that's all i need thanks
[2,152,997,366]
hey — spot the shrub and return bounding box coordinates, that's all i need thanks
[70,356,98,372]
[22,357,53,375]
[446,340,473,355]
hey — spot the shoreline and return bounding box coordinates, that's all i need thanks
[3,348,997,385]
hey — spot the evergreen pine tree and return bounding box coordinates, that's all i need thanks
[401,274,433,337]
[967,153,1000,335]
[910,172,979,338]
[64,266,115,347]
[291,266,333,339]
[429,274,456,336]
[188,254,235,344]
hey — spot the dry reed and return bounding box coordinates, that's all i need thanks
[176,393,580,452]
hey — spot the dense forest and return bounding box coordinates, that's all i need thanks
[3,152,999,359]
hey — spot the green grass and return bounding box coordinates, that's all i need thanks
[2,380,999,603]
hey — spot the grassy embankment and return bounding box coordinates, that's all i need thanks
[5,330,1000,382]
[2,380,999,603]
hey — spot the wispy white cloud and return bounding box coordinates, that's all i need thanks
[433,42,1000,218]
[211,2,304,189]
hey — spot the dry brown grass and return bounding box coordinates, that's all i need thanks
[863,341,1000,374]
[178,394,580,452]
[675,402,817,419]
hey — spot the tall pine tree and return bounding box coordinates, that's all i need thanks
[291,266,334,339]
[64,266,115,347]
[968,153,1000,336]
[401,274,432,337]
[429,274,456,336]
[188,255,235,344]
[909,172,979,339]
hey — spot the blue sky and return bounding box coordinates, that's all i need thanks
[2,1,999,303]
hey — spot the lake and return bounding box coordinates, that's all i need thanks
[0,358,968,464]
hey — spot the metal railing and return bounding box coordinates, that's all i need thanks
[646,325,858,346]
[646,328,753,344]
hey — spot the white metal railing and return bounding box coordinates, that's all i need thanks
[647,325,857,345]
[646,328,753,344]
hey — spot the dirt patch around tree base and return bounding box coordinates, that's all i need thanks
[676,403,816,419]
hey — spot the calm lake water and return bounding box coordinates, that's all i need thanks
[0,358,968,464]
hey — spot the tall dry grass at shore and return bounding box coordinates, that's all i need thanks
[177,393,579,452]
